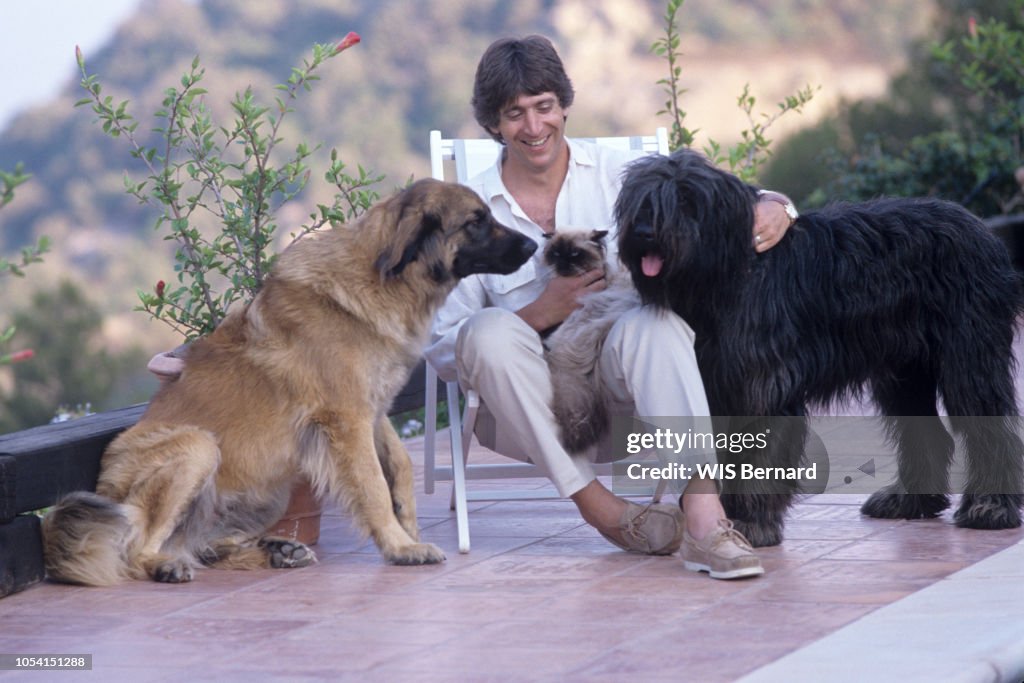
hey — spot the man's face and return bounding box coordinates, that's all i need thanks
[492,91,568,175]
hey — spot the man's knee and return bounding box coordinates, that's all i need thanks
[456,308,543,372]
[606,307,696,354]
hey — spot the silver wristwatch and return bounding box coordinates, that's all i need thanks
[758,190,799,225]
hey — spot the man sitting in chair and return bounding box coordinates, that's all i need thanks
[424,35,796,580]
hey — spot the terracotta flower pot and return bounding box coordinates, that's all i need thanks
[146,346,322,546]
[266,479,322,546]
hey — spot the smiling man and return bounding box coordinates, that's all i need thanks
[496,92,565,181]
[425,35,796,579]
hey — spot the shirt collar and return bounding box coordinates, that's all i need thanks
[478,137,593,202]
[566,137,597,169]
[479,147,507,202]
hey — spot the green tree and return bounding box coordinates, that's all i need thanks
[763,0,1024,215]
[0,280,148,432]
[1,163,49,365]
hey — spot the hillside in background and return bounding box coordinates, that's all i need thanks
[0,0,929,359]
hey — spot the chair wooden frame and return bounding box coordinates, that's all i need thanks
[423,128,669,552]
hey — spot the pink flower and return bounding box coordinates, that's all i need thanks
[335,32,361,54]
[155,280,166,298]
[968,16,978,38]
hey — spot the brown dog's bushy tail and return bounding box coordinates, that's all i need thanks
[41,491,137,586]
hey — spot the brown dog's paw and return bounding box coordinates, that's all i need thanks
[386,542,446,566]
[393,505,421,541]
[152,559,194,583]
[259,538,318,569]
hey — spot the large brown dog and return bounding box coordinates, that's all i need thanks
[42,179,537,585]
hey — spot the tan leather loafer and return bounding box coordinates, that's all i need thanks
[599,501,685,555]
[681,519,764,580]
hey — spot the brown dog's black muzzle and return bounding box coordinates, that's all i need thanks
[453,224,537,278]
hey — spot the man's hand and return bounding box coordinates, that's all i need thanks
[517,267,606,333]
[753,191,797,253]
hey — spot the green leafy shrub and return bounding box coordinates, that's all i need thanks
[768,0,1024,215]
[1,163,48,366]
[75,33,383,340]
[652,0,816,182]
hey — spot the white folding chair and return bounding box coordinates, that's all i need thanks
[423,127,670,552]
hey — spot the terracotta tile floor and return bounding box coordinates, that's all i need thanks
[2,430,1023,682]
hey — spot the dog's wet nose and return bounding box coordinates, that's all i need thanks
[634,222,656,241]
[520,238,539,258]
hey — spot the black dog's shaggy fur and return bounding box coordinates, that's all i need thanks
[616,149,1024,547]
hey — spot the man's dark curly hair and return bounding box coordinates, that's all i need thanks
[472,35,575,144]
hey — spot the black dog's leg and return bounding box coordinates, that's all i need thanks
[947,416,1023,529]
[943,327,1024,530]
[719,414,806,547]
[862,368,953,520]
[860,417,953,520]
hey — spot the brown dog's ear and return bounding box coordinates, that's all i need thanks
[375,209,446,281]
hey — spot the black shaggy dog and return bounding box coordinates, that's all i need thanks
[616,149,1024,547]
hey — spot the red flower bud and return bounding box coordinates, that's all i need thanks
[9,349,34,363]
[335,32,361,54]
[75,45,84,69]
[155,280,166,298]
[968,16,978,38]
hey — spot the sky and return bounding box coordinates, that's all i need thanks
[0,0,144,131]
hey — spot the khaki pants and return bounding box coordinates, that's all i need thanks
[455,306,714,497]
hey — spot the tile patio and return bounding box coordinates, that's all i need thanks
[2,429,1022,682]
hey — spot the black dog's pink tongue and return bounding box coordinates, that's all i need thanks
[642,253,664,277]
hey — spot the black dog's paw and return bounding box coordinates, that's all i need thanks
[731,519,783,548]
[719,493,785,547]
[152,559,194,583]
[954,494,1023,530]
[861,487,949,520]
[259,538,318,569]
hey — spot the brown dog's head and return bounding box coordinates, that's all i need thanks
[375,179,537,283]
[542,229,609,277]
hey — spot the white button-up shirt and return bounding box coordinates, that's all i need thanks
[425,138,643,381]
